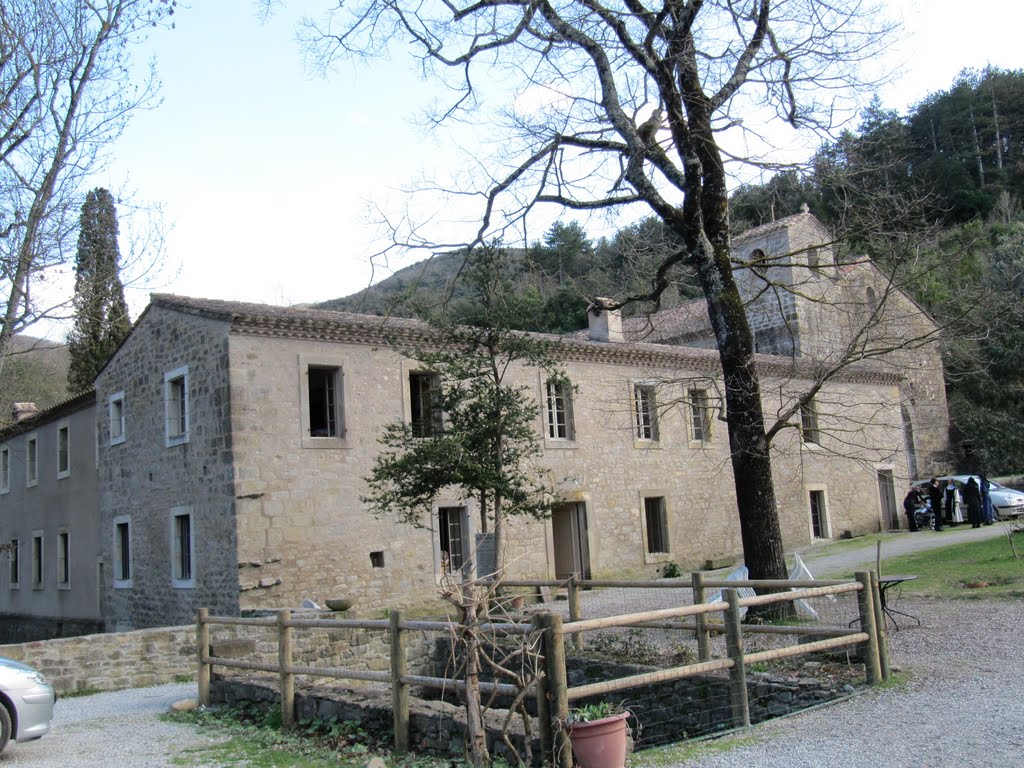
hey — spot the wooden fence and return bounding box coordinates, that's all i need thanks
[196,570,888,765]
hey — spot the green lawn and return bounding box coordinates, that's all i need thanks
[870,533,1024,599]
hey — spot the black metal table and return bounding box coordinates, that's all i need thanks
[877,574,920,630]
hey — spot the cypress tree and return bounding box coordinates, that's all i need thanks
[67,188,131,393]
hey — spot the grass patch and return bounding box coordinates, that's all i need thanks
[868,533,1024,599]
[631,736,761,767]
[166,703,459,768]
[61,685,105,698]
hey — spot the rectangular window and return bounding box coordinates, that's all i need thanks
[113,516,132,586]
[57,530,70,587]
[688,389,711,442]
[809,489,829,539]
[8,539,18,587]
[31,532,43,588]
[545,379,575,440]
[800,400,819,444]
[633,384,658,441]
[308,366,343,437]
[438,506,466,576]
[410,372,443,438]
[644,497,670,555]
[26,434,38,486]
[57,423,70,478]
[0,445,9,493]
[109,392,126,445]
[171,508,194,587]
[164,367,190,446]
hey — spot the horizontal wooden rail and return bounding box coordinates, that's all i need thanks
[701,578,854,589]
[744,633,869,664]
[567,601,725,634]
[287,618,390,630]
[738,582,861,607]
[283,664,392,684]
[638,620,862,638]
[203,615,277,627]
[401,674,528,696]
[567,657,735,701]
[206,655,281,674]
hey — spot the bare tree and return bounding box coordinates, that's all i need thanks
[288,0,898,583]
[0,0,176,358]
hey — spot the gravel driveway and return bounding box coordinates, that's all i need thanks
[0,683,220,767]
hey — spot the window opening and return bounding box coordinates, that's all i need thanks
[634,384,658,441]
[644,497,670,555]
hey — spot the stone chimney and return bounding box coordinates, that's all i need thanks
[587,298,624,343]
[12,402,38,423]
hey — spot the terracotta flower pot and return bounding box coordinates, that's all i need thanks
[567,711,631,768]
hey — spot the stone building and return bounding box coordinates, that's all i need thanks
[85,292,910,630]
[0,392,103,641]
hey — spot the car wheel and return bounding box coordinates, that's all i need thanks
[0,701,11,755]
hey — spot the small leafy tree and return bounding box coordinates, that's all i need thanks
[363,243,567,575]
[67,188,131,393]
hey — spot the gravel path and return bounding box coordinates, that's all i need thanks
[0,683,221,767]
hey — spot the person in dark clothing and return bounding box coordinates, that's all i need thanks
[928,478,945,531]
[903,488,922,532]
[980,474,995,524]
[963,476,983,528]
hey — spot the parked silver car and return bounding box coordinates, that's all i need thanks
[0,657,55,755]
[913,475,1024,520]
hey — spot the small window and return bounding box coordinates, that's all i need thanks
[410,372,443,438]
[644,497,670,555]
[113,516,132,586]
[633,384,658,442]
[57,530,70,588]
[57,423,70,478]
[8,539,19,588]
[807,247,819,268]
[170,508,194,587]
[109,392,126,445]
[545,379,575,440]
[164,367,190,446]
[370,550,385,568]
[0,445,9,493]
[809,489,829,539]
[800,400,819,444]
[308,366,343,437]
[31,531,43,588]
[688,389,711,442]
[438,506,467,576]
[26,434,38,487]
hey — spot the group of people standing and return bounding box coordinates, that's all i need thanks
[903,475,997,532]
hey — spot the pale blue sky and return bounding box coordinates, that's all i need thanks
[82,0,1021,327]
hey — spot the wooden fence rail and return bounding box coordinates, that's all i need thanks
[196,571,888,766]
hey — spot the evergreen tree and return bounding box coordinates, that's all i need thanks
[67,188,132,393]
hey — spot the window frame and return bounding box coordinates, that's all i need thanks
[633,383,659,443]
[56,421,70,479]
[0,444,9,493]
[687,388,711,443]
[435,504,469,580]
[108,391,126,446]
[164,366,190,447]
[545,378,575,442]
[808,487,831,540]
[8,539,19,588]
[409,371,444,438]
[31,530,43,588]
[170,507,195,588]
[299,356,348,449]
[800,399,820,445]
[57,529,70,589]
[25,433,39,487]
[113,515,132,588]
[642,495,671,560]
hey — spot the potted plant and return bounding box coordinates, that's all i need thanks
[565,702,632,768]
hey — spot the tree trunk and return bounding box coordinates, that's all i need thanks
[461,593,490,767]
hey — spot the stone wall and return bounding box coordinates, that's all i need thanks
[0,614,104,645]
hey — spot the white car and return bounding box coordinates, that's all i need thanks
[914,475,1024,520]
[0,657,56,755]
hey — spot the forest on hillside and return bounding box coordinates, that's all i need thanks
[322,67,1024,474]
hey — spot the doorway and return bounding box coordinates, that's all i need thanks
[552,502,591,580]
[877,470,899,530]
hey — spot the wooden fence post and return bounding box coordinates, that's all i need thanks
[869,572,891,681]
[197,608,210,706]
[568,574,583,651]
[531,614,553,765]
[390,610,410,754]
[723,589,750,728]
[691,571,711,662]
[278,609,295,727]
[536,612,572,768]
[855,571,882,685]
